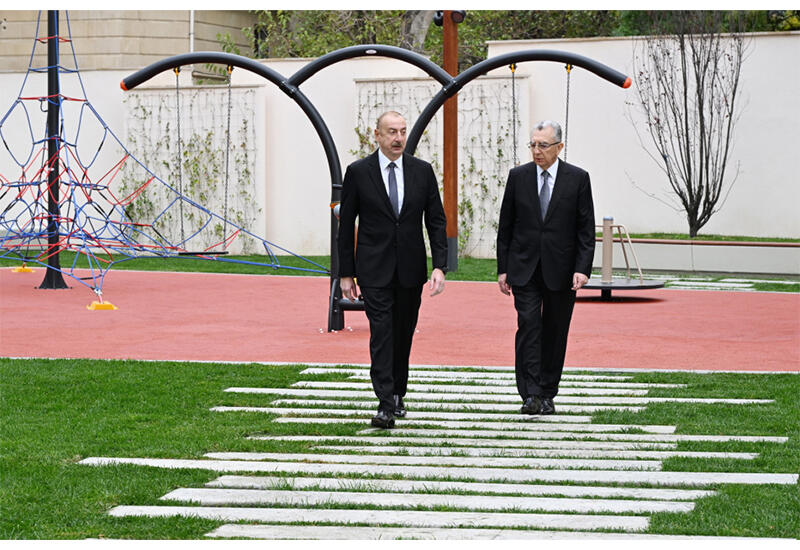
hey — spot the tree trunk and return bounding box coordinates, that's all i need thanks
[401,10,435,53]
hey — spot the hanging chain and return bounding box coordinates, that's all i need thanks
[174,66,185,243]
[223,65,233,247]
[510,63,518,166]
[564,63,572,163]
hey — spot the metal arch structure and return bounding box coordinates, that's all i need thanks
[120,45,461,332]
[120,46,632,332]
[405,49,631,155]
[121,51,342,191]
[287,44,453,88]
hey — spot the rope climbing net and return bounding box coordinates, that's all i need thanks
[0,12,327,303]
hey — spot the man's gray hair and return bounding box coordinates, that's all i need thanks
[531,120,562,143]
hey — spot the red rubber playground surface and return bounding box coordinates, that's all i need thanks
[1,267,798,372]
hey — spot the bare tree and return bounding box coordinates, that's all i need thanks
[401,10,436,53]
[629,12,747,237]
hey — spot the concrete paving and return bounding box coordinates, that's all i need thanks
[311,445,757,460]
[351,426,788,443]
[300,367,633,380]
[202,452,664,471]
[161,487,695,514]
[78,355,795,540]
[206,524,790,540]
[211,406,595,423]
[224,387,774,405]
[267,398,645,413]
[293,381,651,396]
[80,457,800,485]
[213,409,673,432]
[245,434,678,450]
[344,374,685,388]
[108,505,650,531]
[206,475,715,500]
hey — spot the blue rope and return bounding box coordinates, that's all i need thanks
[0,10,330,301]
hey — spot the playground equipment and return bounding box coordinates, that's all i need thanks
[0,11,327,310]
[126,44,632,328]
[584,216,665,299]
[2,11,640,325]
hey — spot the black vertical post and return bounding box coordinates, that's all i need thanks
[39,10,68,289]
[329,185,344,331]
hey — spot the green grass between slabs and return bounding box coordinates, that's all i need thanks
[1,358,798,539]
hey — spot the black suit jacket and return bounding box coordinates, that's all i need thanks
[338,151,448,288]
[497,160,595,291]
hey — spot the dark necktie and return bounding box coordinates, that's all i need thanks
[388,162,399,216]
[540,170,551,219]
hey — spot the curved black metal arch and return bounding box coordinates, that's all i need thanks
[288,44,453,88]
[121,51,343,192]
[406,49,632,154]
[120,46,632,332]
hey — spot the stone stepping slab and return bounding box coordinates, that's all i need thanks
[207,475,714,500]
[268,398,644,414]
[351,426,788,444]
[301,365,634,376]
[206,524,787,540]
[225,387,773,405]
[293,381,650,396]
[344,374,685,389]
[203,452,663,471]
[722,278,799,285]
[669,281,754,288]
[80,457,800,486]
[215,408,674,433]
[107,505,649,532]
[301,367,633,381]
[311,445,757,461]
[211,406,594,423]
[161,487,694,514]
[246,435,679,450]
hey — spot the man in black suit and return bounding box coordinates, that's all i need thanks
[338,110,448,429]
[497,120,595,416]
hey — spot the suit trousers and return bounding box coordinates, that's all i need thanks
[360,280,423,413]
[512,264,576,399]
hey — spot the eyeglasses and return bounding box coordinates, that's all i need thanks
[529,141,561,150]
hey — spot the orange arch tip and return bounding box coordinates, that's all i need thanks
[623,77,632,89]
[120,81,128,91]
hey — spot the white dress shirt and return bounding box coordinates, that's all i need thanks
[536,157,559,197]
[378,149,405,213]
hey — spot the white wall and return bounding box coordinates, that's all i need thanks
[2,31,798,261]
[486,32,800,240]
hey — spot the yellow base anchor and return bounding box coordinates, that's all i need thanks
[12,265,34,273]
[87,301,117,311]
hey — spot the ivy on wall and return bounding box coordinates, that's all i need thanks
[354,76,524,258]
[120,86,260,254]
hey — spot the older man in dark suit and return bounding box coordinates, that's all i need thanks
[338,110,448,429]
[497,120,595,416]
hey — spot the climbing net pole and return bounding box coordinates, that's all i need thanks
[0,11,329,308]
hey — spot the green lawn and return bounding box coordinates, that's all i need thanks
[1,358,798,539]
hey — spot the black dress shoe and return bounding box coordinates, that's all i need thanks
[540,397,556,415]
[371,409,395,429]
[520,396,542,415]
[393,395,407,417]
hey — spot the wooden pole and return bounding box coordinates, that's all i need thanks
[442,10,458,272]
